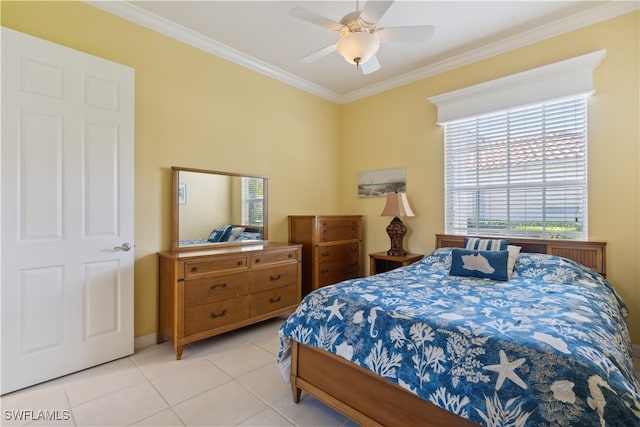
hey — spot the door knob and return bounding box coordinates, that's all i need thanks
[114,243,132,252]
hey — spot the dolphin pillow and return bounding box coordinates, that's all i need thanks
[449,248,510,281]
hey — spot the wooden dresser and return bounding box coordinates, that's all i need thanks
[288,215,363,296]
[157,242,302,359]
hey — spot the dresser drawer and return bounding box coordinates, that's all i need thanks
[184,272,250,307]
[318,218,361,242]
[250,284,298,317]
[250,263,298,293]
[317,242,359,263]
[184,255,248,278]
[184,296,250,336]
[318,271,360,288]
[250,248,298,267]
[318,259,360,287]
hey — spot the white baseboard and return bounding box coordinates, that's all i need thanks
[134,333,157,351]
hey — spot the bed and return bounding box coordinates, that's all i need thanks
[278,234,640,426]
[178,224,263,246]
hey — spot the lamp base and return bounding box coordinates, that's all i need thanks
[387,248,407,256]
[386,216,407,256]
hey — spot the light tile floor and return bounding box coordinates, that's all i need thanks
[0,316,356,427]
[1,315,639,427]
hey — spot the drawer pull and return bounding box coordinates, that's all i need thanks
[210,283,227,291]
[191,266,199,272]
[269,274,282,281]
[321,268,329,273]
[269,296,282,304]
[237,260,243,266]
[210,309,227,319]
[321,252,330,257]
[255,258,260,263]
[288,253,293,258]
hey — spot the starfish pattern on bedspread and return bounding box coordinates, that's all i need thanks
[278,248,640,427]
[483,349,527,390]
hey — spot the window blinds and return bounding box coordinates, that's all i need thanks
[444,95,587,240]
[242,177,264,226]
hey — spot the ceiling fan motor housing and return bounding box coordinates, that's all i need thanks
[340,11,365,31]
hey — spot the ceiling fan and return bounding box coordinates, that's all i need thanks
[290,0,434,75]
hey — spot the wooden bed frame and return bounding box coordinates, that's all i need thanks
[288,234,606,427]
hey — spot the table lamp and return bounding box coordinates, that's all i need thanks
[381,191,415,256]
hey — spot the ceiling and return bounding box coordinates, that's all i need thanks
[89,1,637,103]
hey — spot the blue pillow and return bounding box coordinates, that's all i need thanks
[464,236,509,251]
[207,229,218,242]
[450,248,510,281]
[207,224,234,242]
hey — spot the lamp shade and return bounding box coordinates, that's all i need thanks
[336,31,380,65]
[381,192,415,217]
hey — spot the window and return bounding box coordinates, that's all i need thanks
[444,95,587,239]
[242,177,264,227]
[429,50,605,240]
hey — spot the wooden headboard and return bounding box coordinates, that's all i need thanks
[435,234,607,277]
[232,225,263,234]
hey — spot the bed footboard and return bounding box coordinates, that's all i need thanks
[290,341,478,427]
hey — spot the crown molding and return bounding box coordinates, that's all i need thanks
[86,1,637,105]
[86,1,344,103]
[340,1,638,103]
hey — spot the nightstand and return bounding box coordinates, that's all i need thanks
[369,251,424,275]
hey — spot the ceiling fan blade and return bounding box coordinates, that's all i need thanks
[379,25,435,43]
[359,0,394,27]
[300,44,338,63]
[290,7,344,32]
[360,55,381,75]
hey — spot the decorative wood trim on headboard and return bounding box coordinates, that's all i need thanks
[435,234,607,277]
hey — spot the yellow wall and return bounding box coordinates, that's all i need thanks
[1,1,342,339]
[340,11,640,344]
[2,3,638,345]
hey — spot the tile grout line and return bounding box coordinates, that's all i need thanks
[234,329,307,427]
[231,377,298,427]
[61,380,79,427]
[125,354,187,427]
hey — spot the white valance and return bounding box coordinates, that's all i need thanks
[428,49,606,124]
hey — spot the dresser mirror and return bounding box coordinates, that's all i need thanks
[171,166,268,251]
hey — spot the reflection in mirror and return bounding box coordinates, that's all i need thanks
[171,167,268,251]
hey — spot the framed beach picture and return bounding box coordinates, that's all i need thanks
[358,167,406,197]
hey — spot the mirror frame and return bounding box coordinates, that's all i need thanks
[171,166,269,252]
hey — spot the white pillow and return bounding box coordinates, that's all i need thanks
[228,227,246,242]
[507,245,521,278]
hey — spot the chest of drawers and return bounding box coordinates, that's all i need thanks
[288,215,362,296]
[158,242,301,359]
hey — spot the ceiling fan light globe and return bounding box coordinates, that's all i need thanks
[336,32,380,65]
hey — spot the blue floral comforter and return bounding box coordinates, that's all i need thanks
[278,248,640,426]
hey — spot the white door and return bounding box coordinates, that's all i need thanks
[1,27,135,394]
